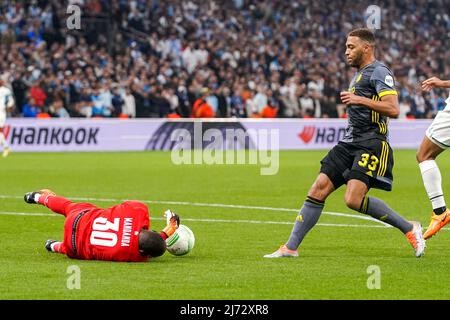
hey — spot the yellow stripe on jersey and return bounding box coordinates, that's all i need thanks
[378,90,398,97]
[356,73,363,83]
[371,95,388,134]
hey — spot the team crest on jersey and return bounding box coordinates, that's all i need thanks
[384,75,394,87]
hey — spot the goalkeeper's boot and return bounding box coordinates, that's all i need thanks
[423,209,450,240]
[263,244,298,258]
[405,221,426,258]
[24,189,56,204]
[45,240,59,252]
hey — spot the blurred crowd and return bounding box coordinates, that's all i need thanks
[0,0,449,119]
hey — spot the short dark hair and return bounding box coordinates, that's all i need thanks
[138,230,166,258]
[348,28,375,45]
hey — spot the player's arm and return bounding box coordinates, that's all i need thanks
[422,77,450,91]
[340,91,399,118]
[341,66,400,118]
[5,92,15,113]
[6,104,15,113]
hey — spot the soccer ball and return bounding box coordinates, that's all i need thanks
[166,224,195,256]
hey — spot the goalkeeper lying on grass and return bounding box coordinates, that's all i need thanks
[24,189,180,262]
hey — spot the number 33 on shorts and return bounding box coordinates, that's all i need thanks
[358,153,379,173]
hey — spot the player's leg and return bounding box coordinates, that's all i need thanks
[416,135,450,239]
[417,136,446,214]
[45,239,67,254]
[345,177,413,233]
[264,144,348,258]
[0,125,11,157]
[347,141,425,257]
[24,189,96,217]
[284,173,335,250]
[25,189,71,216]
[346,178,425,257]
[264,173,335,258]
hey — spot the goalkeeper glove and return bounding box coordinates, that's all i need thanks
[161,210,180,238]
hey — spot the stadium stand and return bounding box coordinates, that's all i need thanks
[0,0,448,118]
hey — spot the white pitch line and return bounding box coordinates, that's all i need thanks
[0,211,389,229]
[0,194,388,226]
[2,210,448,231]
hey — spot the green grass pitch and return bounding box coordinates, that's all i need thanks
[1,150,450,300]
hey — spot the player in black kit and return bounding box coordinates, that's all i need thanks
[265,28,425,258]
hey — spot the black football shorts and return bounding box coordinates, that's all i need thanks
[320,139,394,191]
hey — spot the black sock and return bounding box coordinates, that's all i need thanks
[434,206,447,215]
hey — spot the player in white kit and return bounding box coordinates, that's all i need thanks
[417,76,450,239]
[0,77,14,157]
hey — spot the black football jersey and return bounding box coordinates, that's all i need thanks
[342,60,397,143]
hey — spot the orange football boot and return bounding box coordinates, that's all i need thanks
[405,221,426,258]
[423,209,450,240]
[263,244,299,258]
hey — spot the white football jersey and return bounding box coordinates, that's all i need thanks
[426,91,450,149]
[0,86,14,113]
[0,86,14,127]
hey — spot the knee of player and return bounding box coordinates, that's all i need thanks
[416,145,436,163]
[308,174,333,201]
[416,150,426,163]
[344,193,362,211]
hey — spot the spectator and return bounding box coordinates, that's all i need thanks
[29,80,47,108]
[253,85,269,115]
[75,87,94,118]
[230,85,246,118]
[121,86,136,118]
[11,73,28,115]
[111,85,125,117]
[49,98,70,118]
[217,86,232,118]
[299,91,315,118]
[22,97,40,118]
[153,87,172,118]
[161,86,180,116]
[91,86,104,117]
[321,95,339,118]
[98,83,113,117]
[205,90,219,115]
[412,87,427,118]
[192,88,215,118]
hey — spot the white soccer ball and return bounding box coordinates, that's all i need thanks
[166,224,195,256]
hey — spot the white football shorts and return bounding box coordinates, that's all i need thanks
[426,106,450,149]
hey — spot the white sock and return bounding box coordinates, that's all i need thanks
[34,193,41,203]
[50,242,61,252]
[419,160,446,211]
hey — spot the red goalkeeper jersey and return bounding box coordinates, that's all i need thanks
[63,200,150,262]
